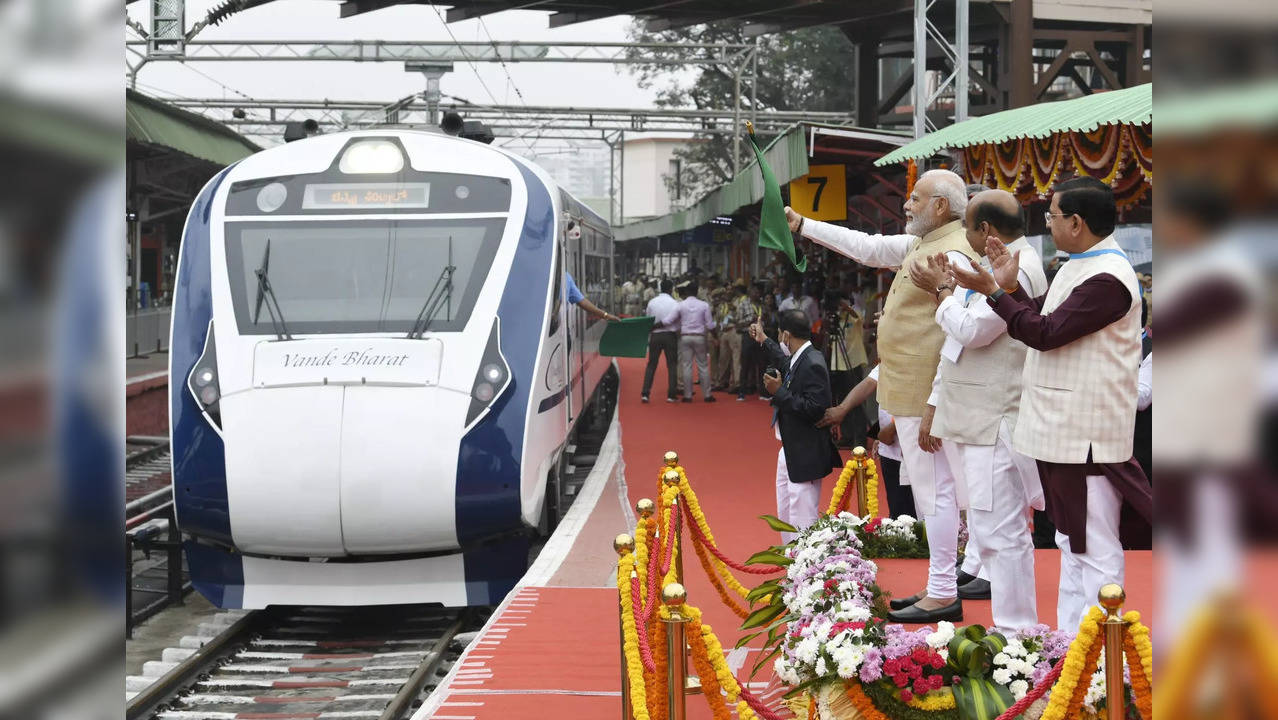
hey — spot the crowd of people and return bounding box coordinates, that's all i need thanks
[610,169,1153,636]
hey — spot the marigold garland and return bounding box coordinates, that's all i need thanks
[1040,606,1105,720]
[827,460,855,516]
[617,553,651,720]
[675,467,760,596]
[689,528,750,618]
[864,458,879,518]
[647,617,667,720]
[1123,611,1154,719]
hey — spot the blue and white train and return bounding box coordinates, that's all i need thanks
[169,130,615,608]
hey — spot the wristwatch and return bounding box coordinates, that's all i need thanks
[989,287,1007,302]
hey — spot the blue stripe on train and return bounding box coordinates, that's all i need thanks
[172,166,245,605]
[457,160,554,604]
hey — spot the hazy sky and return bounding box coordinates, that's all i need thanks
[126,0,680,151]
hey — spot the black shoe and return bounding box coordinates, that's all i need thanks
[681,397,693,403]
[957,577,991,600]
[887,599,963,624]
[642,395,650,403]
[889,592,925,611]
[704,396,716,403]
[957,570,979,587]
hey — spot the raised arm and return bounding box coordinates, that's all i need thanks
[786,207,914,269]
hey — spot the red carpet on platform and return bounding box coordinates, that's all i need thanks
[421,357,1153,719]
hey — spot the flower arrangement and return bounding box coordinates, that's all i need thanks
[745,513,1147,720]
[856,515,930,559]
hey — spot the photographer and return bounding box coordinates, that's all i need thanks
[823,287,869,447]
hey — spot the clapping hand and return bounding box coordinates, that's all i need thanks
[908,252,951,294]
[949,256,999,296]
[985,236,1021,292]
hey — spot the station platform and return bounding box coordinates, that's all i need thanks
[414,357,1154,720]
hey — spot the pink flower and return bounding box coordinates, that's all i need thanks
[900,689,914,704]
[892,673,909,688]
[913,678,929,695]
[951,676,962,686]
[930,654,945,670]
[930,675,945,691]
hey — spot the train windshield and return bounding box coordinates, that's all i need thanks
[224,218,505,335]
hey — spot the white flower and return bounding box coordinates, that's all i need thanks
[1025,652,1040,666]
[1004,641,1025,658]
[796,637,820,665]
[992,668,1013,685]
[815,656,829,677]
[993,652,1010,666]
[1009,679,1029,700]
[775,656,801,685]
[926,621,955,649]
[896,514,916,524]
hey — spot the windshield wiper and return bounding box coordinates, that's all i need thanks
[407,236,455,339]
[253,238,293,341]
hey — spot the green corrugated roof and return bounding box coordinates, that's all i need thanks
[1156,79,1278,135]
[875,83,1152,167]
[612,124,811,242]
[127,89,259,166]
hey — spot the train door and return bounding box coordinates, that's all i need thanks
[559,227,576,427]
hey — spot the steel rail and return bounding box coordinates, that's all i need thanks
[125,609,269,720]
[378,610,473,720]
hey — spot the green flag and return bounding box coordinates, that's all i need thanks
[748,130,807,272]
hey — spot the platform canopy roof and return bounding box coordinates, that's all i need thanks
[614,122,909,242]
[127,89,260,167]
[875,83,1153,167]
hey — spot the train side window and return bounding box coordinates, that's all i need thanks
[548,249,562,337]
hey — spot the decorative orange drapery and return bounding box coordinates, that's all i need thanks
[962,124,1152,208]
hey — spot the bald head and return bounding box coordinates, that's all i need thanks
[964,189,1025,255]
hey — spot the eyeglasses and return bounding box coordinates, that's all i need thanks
[1044,211,1075,224]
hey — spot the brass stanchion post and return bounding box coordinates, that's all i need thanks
[1098,584,1128,720]
[615,534,636,720]
[852,446,869,517]
[663,583,689,720]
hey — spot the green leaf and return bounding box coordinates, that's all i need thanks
[744,550,792,567]
[750,645,783,678]
[746,580,780,603]
[735,630,764,648]
[781,675,825,699]
[741,602,785,630]
[759,514,799,533]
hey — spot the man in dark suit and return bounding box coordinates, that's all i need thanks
[749,309,844,542]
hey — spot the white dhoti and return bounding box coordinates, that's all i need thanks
[947,418,1044,631]
[1055,474,1125,631]
[775,447,822,544]
[896,415,981,598]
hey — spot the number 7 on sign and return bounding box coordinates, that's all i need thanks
[788,164,846,221]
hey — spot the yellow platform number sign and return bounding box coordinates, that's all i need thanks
[789,164,847,221]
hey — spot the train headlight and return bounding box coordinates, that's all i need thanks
[482,363,505,384]
[464,318,511,429]
[255,182,288,212]
[187,320,222,429]
[338,139,405,175]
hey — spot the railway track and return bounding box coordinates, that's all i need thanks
[126,436,187,634]
[127,605,481,720]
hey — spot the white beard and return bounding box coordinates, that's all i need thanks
[905,216,933,237]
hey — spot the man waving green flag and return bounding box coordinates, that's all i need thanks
[747,122,807,272]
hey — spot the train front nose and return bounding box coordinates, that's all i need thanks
[221,383,468,556]
[336,385,466,553]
